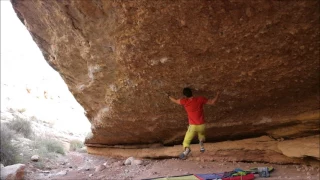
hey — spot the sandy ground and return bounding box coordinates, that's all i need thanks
[24,152,320,180]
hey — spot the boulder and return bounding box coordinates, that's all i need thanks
[87,136,319,164]
[0,164,25,180]
[11,0,319,164]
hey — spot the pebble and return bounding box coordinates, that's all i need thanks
[95,165,106,172]
[125,157,135,165]
[132,159,143,165]
[89,174,93,177]
[113,161,123,167]
[31,155,39,162]
[56,170,67,176]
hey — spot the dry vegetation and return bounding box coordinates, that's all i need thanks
[0,111,68,168]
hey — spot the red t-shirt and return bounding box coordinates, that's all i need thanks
[180,96,208,125]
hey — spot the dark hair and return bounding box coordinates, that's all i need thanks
[183,87,193,97]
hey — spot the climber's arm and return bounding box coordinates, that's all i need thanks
[169,95,181,104]
[165,92,180,104]
[206,91,221,105]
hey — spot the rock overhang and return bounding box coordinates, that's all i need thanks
[10,0,319,150]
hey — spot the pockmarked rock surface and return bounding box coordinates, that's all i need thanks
[11,0,319,163]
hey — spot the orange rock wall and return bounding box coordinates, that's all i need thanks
[11,0,319,163]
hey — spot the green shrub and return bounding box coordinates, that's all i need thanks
[7,116,33,138]
[32,138,65,155]
[0,124,19,166]
[69,140,84,151]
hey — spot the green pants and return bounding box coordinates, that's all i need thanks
[182,124,205,149]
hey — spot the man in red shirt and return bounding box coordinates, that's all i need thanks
[168,87,221,159]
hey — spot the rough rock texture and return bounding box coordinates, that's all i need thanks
[278,135,320,160]
[0,164,26,180]
[11,0,319,163]
[87,136,319,165]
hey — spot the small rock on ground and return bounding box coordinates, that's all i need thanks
[95,165,106,172]
[113,161,124,167]
[56,170,68,176]
[31,155,39,162]
[132,159,143,165]
[124,157,135,165]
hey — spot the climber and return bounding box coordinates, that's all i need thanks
[167,87,221,159]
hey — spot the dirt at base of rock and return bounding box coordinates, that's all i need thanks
[23,152,320,180]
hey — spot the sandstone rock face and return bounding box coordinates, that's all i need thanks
[11,0,319,163]
[277,135,320,160]
[87,136,319,165]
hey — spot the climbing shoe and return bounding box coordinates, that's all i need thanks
[200,147,205,153]
[200,141,205,153]
[179,148,191,160]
